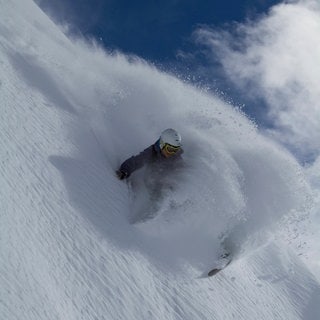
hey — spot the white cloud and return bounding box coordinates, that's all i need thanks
[194,0,320,161]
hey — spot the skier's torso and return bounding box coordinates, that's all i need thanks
[119,140,183,178]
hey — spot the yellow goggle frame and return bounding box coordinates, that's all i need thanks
[162,143,180,154]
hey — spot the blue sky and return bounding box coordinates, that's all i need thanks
[38,0,280,61]
[37,0,320,163]
[37,0,280,122]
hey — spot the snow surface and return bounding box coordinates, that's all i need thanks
[1,1,320,319]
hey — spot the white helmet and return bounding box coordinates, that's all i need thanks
[159,128,182,149]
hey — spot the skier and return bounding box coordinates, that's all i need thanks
[116,128,183,180]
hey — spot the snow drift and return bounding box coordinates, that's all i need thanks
[1,1,320,319]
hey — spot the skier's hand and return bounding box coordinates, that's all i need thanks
[116,170,128,180]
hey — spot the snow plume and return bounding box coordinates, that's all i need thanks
[54,40,310,268]
[1,1,319,319]
[194,0,320,162]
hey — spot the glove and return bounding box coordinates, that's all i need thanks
[116,170,129,180]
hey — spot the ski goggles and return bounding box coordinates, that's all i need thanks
[162,143,180,155]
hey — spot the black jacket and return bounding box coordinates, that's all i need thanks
[119,139,183,178]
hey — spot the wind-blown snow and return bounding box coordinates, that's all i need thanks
[193,0,320,162]
[1,1,320,319]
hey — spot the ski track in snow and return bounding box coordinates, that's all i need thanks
[1,1,320,319]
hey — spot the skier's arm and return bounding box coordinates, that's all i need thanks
[118,145,154,179]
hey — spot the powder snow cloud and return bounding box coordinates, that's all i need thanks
[193,0,320,163]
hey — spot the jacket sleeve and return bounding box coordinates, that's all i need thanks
[119,145,155,177]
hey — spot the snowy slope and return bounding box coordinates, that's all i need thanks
[1,1,320,319]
